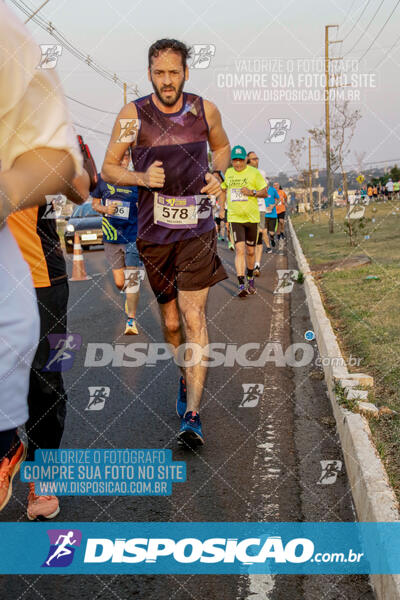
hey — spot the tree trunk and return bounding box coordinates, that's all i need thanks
[343,170,348,206]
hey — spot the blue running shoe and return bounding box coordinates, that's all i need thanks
[176,376,187,418]
[177,411,204,447]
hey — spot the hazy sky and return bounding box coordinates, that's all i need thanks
[11,0,400,176]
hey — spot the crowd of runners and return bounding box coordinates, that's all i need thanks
[0,6,288,521]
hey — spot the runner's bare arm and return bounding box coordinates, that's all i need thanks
[0,148,77,224]
[219,189,226,219]
[70,169,90,205]
[241,186,269,197]
[92,195,117,215]
[101,103,165,189]
[203,100,231,173]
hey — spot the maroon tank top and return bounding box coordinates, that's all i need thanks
[131,92,213,244]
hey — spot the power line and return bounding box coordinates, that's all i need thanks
[340,0,357,28]
[359,0,400,60]
[375,30,400,66]
[341,0,372,42]
[282,156,400,177]
[9,0,139,95]
[65,95,119,115]
[345,0,386,56]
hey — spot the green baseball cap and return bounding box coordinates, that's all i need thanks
[231,145,247,160]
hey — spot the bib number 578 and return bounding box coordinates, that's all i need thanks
[162,206,189,220]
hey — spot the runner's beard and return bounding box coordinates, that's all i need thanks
[151,78,185,107]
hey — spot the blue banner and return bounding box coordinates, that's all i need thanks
[20,449,186,496]
[0,522,399,574]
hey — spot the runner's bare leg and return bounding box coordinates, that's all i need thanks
[262,229,271,249]
[234,241,246,276]
[255,236,263,265]
[159,298,185,376]
[124,268,141,317]
[177,287,209,413]
[246,243,256,271]
[113,268,140,318]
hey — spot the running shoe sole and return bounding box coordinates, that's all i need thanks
[124,321,139,335]
[177,430,204,448]
[237,288,248,298]
[0,443,27,512]
[124,328,139,335]
[27,504,60,521]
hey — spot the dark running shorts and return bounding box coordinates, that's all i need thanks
[136,228,227,304]
[230,222,259,246]
[277,211,286,220]
[265,217,277,233]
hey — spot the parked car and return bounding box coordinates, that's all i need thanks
[64,201,103,253]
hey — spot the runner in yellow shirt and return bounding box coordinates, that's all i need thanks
[220,145,268,297]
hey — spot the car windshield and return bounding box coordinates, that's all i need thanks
[72,203,98,218]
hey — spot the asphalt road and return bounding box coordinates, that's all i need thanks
[0,232,374,600]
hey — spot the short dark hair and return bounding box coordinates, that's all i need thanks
[148,39,192,69]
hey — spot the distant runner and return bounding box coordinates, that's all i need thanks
[247,151,268,276]
[386,178,394,198]
[264,183,280,249]
[274,182,288,243]
[92,150,142,335]
[221,145,268,297]
[102,39,230,446]
[393,179,400,200]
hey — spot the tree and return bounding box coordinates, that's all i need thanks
[287,138,305,172]
[390,164,400,181]
[309,101,361,232]
[286,138,307,209]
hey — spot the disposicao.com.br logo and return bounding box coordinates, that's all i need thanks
[83,535,316,565]
[42,529,82,567]
[41,532,364,571]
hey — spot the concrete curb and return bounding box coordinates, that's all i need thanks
[288,218,400,600]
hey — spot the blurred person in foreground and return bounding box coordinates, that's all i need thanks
[0,2,84,517]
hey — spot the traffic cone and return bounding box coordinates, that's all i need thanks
[69,232,92,281]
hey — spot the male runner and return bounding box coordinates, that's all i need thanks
[393,179,400,200]
[264,183,280,249]
[92,149,142,335]
[386,178,394,198]
[220,145,268,297]
[247,151,268,276]
[274,182,288,242]
[0,3,83,514]
[102,39,230,446]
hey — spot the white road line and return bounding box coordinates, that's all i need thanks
[239,253,287,599]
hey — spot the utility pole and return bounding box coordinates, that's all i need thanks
[308,138,314,223]
[325,24,338,233]
[123,82,127,105]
